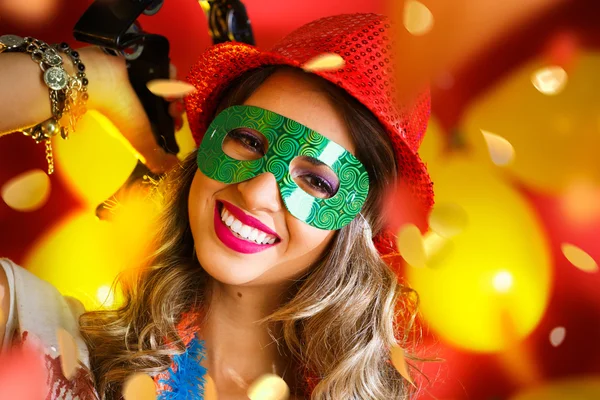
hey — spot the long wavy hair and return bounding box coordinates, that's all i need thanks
[79,66,423,399]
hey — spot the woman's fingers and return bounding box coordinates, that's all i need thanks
[83,47,179,173]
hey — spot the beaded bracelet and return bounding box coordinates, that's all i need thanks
[54,42,89,139]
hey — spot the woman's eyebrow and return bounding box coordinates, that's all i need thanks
[302,156,327,167]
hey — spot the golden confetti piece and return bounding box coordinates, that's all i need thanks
[56,328,79,380]
[1,169,51,212]
[531,66,567,95]
[123,373,157,400]
[146,79,196,98]
[390,345,415,387]
[549,326,566,347]
[397,224,426,268]
[302,53,345,72]
[481,130,515,166]
[561,243,598,273]
[204,374,219,400]
[429,202,468,238]
[247,374,289,400]
[403,0,434,36]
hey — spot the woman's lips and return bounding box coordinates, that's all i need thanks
[213,201,280,254]
[220,200,281,240]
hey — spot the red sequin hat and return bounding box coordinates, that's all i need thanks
[185,13,434,256]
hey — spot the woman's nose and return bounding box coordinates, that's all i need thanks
[236,172,282,213]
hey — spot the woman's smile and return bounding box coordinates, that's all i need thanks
[213,200,281,254]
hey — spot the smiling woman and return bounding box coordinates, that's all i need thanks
[1,13,433,400]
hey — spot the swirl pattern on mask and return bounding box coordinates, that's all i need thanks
[197,105,370,230]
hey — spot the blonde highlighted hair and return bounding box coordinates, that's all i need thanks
[79,66,424,399]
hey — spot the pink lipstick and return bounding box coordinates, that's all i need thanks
[213,201,280,254]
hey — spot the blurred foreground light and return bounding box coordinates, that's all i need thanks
[561,243,598,273]
[397,223,426,268]
[549,326,566,347]
[403,0,434,36]
[123,373,156,400]
[1,169,50,212]
[147,79,196,98]
[531,66,567,95]
[247,374,289,400]
[390,345,415,387]
[481,130,515,166]
[429,202,469,238]
[56,328,80,380]
[302,53,346,72]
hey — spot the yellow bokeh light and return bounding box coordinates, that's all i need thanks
[492,270,514,293]
[96,285,115,308]
[24,189,159,310]
[407,159,551,352]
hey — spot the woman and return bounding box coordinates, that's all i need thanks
[0,13,433,399]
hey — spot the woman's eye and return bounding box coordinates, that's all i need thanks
[302,174,335,198]
[231,131,265,154]
[222,129,267,160]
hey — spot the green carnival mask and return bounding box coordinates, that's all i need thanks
[197,105,369,230]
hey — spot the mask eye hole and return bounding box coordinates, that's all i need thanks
[222,128,268,161]
[290,156,340,199]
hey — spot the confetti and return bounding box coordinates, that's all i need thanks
[123,373,156,400]
[390,345,415,387]
[403,0,434,36]
[561,243,598,273]
[549,326,566,347]
[247,374,289,400]
[302,53,345,72]
[397,224,426,268]
[147,79,196,98]
[204,374,219,400]
[531,66,568,95]
[1,169,51,211]
[429,202,468,238]
[56,328,80,380]
[481,130,515,166]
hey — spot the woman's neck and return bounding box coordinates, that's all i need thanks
[198,280,300,397]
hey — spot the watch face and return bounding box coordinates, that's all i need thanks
[0,35,25,51]
[44,67,68,91]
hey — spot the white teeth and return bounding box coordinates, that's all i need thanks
[249,229,258,241]
[240,225,251,237]
[256,231,267,244]
[231,220,242,233]
[220,205,278,245]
